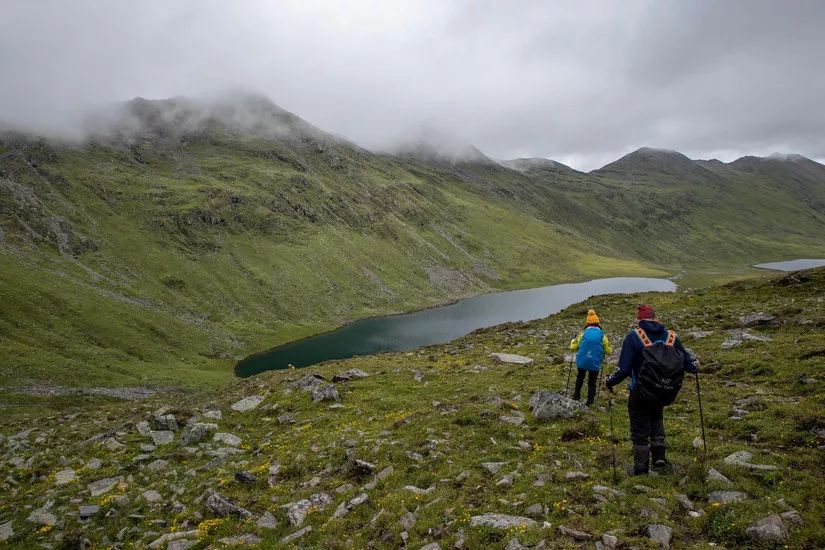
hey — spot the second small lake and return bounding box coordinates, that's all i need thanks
[235,276,676,376]
[754,259,825,271]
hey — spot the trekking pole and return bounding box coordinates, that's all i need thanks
[595,360,604,401]
[695,373,708,455]
[608,397,618,483]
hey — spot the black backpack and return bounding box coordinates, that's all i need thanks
[634,327,685,406]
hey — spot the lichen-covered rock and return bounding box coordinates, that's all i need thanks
[647,524,672,548]
[180,423,217,446]
[231,395,264,412]
[212,432,241,447]
[490,352,534,364]
[530,390,586,420]
[285,492,332,526]
[746,515,788,543]
[723,450,778,470]
[311,383,340,402]
[206,492,252,518]
[88,477,123,497]
[332,369,369,382]
[55,468,77,485]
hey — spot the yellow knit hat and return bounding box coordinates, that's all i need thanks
[586,309,600,325]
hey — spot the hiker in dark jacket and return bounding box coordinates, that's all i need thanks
[605,304,699,475]
[569,309,611,406]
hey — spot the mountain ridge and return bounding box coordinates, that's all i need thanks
[1,93,824,392]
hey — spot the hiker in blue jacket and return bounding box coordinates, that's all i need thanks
[605,304,699,474]
[569,309,611,406]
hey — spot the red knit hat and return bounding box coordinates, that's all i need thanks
[637,304,656,321]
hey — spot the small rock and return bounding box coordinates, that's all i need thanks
[218,534,263,546]
[647,524,672,548]
[497,474,514,487]
[400,511,416,530]
[150,430,175,446]
[311,384,340,402]
[723,450,777,470]
[740,312,776,327]
[79,505,100,519]
[481,462,506,475]
[565,471,589,481]
[558,525,592,541]
[212,432,241,447]
[707,468,732,484]
[146,459,169,472]
[206,492,252,518]
[746,515,788,543]
[780,510,803,526]
[55,468,77,486]
[708,491,747,505]
[332,369,369,382]
[530,390,586,420]
[0,521,13,542]
[277,413,295,424]
[332,492,369,518]
[231,395,264,412]
[167,540,197,550]
[152,413,179,432]
[146,530,199,549]
[235,471,258,484]
[203,409,222,420]
[85,458,103,470]
[419,544,442,550]
[180,423,217,446]
[281,526,312,543]
[143,490,162,503]
[88,477,123,497]
[500,411,525,425]
[675,494,694,511]
[404,485,434,495]
[490,352,534,364]
[470,513,536,529]
[256,511,278,529]
[525,504,543,518]
[27,509,57,526]
[284,493,332,526]
[602,533,618,550]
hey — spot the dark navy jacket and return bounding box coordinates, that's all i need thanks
[606,320,697,390]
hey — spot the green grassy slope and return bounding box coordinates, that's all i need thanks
[1,96,824,390]
[1,268,823,548]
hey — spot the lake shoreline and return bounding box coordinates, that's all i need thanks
[235,275,677,376]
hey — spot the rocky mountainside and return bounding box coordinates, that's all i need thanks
[1,93,824,393]
[1,268,823,548]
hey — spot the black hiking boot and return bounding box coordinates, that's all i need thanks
[651,446,668,469]
[632,444,650,475]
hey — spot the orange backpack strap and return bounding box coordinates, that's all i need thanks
[666,330,677,346]
[634,327,653,347]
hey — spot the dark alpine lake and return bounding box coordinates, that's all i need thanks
[235,276,676,376]
[754,259,825,271]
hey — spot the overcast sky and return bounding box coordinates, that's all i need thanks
[2,0,824,170]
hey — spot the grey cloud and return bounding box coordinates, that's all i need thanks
[1,0,823,170]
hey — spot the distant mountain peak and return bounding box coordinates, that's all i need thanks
[593,146,696,176]
[84,92,325,144]
[499,157,577,174]
[389,129,496,166]
[766,152,808,162]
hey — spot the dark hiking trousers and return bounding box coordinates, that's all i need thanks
[573,369,599,405]
[628,390,665,448]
